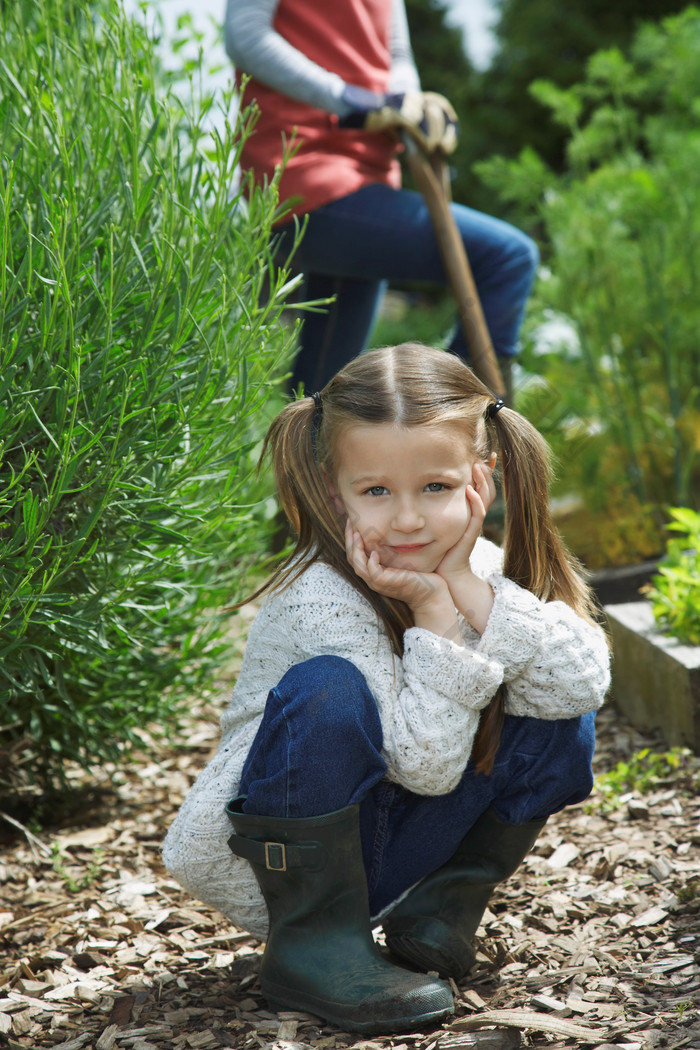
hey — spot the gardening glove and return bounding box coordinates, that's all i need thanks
[339,86,459,154]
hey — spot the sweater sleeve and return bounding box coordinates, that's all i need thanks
[475,574,611,719]
[279,564,504,796]
[466,536,610,716]
[224,0,419,114]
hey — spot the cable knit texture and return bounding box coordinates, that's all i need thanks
[162,536,610,938]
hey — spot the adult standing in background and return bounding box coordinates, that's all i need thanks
[224,0,539,394]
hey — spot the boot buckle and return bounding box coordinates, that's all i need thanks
[265,841,287,871]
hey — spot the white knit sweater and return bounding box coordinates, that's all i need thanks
[163,537,610,938]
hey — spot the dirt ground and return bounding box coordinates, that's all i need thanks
[1,633,699,1050]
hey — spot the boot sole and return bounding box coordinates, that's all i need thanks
[264,982,454,1034]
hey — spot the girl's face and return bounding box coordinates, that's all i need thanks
[327,422,478,573]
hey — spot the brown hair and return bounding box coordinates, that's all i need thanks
[251,343,599,773]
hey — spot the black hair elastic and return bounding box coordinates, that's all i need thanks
[311,391,322,413]
[486,398,505,420]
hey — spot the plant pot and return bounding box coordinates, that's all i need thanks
[590,560,659,606]
[604,601,700,753]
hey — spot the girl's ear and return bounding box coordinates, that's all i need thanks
[321,467,345,515]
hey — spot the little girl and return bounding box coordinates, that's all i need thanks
[163,343,610,1035]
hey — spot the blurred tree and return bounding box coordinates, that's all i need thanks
[407,0,691,218]
[483,0,690,161]
[465,0,691,215]
[405,0,475,106]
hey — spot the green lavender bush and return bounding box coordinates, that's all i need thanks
[0,0,298,790]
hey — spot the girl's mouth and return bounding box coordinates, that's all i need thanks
[388,543,429,553]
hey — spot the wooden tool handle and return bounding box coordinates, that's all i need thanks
[402,134,506,397]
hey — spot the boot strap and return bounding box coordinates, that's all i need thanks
[228,832,327,872]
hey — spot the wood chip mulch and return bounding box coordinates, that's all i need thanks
[2,629,700,1050]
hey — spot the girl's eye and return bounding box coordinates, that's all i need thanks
[366,486,388,497]
[425,482,447,492]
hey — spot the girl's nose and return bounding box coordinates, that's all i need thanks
[392,500,424,532]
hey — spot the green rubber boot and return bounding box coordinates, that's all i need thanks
[226,798,454,1034]
[382,807,546,981]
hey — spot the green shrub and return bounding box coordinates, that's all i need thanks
[477,6,700,566]
[590,746,697,812]
[647,507,700,645]
[0,0,298,790]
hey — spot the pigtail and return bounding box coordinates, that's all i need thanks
[471,400,600,775]
[263,397,340,558]
[239,397,343,606]
[469,686,505,776]
[494,407,597,621]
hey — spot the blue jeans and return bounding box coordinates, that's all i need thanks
[274,183,539,392]
[238,656,595,918]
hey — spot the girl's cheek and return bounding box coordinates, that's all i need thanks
[452,492,471,527]
[350,509,384,553]
[451,499,471,539]
[360,529,382,554]
[343,502,363,533]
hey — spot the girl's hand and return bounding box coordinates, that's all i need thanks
[345,520,459,639]
[436,461,497,582]
[345,519,442,607]
[435,461,497,634]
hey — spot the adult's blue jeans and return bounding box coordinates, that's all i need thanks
[274,182,539,393]
[238,655,595,919]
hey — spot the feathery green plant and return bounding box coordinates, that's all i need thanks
[0,0,299,789]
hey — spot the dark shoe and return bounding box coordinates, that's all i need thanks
[226,797,453,1034]
[382,807,545,981]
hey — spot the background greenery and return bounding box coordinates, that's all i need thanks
[0,0,295,792]
[476,6,700,566]
[647,509,700,646]
[406,0,692,219]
